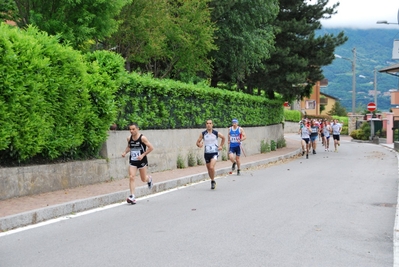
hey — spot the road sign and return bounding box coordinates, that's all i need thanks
[367,102,376,112]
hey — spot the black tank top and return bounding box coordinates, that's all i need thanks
[129,134,147,162]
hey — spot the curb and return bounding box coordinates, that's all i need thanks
[0,149,301,232]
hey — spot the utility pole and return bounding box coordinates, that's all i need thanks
[351,48,356,115]
[374,68,377,105]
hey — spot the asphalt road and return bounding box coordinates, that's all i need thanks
[0,140,397,267]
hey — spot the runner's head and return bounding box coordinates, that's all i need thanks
[206,119,213,130]
[128,123,139,134]
[232,118,238,126]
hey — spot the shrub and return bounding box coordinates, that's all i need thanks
[284,109,302,122]
[261,140,270,153]
[0,23,127,163]
[221,146,228,161]
[196,155,204,165]
[350,129,361,139]
[177,154,185,168]
[350,122,370,140]
[270,140,277,151]
[277,138,286,148]
[341,126,348,135]
[187,150,196,167]
[0,24,89,161]
[360,122,371,140]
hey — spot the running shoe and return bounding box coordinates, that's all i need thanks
[313,150,316,154]
[237,169,241,176]
[211,180,216,190]
[306,154,309,159]
[302,151,305,156]
[147,175,153,189]
[127,195,136,205]
[232,162,236,171]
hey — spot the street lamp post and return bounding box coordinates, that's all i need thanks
[335,47,356,114]
[373,68,377,105]
[351,48,356,114]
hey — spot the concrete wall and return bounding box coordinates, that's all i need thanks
[0,124,284,200]
[283,121,300,134]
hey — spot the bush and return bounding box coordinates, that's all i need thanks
[350,129,361,139]
[277,138,286,148]
[376,129,386,138]
[261,140,271,153]
[187,150,196,167]
[0,24,89,161]
[341,126,348,135]
[270,140,277,151]
[177,154,185,168]
[284,109,302,122]
[350,122,370,140]
[0,23,127,163]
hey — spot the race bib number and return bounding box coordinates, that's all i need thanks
[230,136,240,143]
[130,149,141,161]
[205,144,218,153]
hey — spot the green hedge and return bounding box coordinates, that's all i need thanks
[115,73,284,129]
[283,109,302,122]
[0,23,284,163]
[0,23,126,162]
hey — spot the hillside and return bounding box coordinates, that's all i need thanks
[319,28,399,112]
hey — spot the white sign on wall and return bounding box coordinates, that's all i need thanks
[393,40,399,59]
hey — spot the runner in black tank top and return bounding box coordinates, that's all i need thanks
[129,134,148,168]
[122,123,154,204]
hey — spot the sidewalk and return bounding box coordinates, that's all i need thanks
[0,135,306,232]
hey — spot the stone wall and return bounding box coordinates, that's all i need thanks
[0,124,284,200]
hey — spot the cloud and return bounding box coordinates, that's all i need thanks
[321,0,399,29]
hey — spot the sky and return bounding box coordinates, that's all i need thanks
[320,0,399,29]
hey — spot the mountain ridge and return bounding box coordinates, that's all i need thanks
[319,28,399,112]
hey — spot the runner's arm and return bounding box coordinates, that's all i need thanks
[240,127,246,142]
[218,132,225,150]
[196,133,203,148]
[140,135,154,157]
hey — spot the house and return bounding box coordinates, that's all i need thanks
[290,79,338,116]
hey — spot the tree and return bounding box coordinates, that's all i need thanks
[328,101,347,116]
[246,0,347,100]
[208,0,279,88]
[108,0,216,79]
[2,0,130,50]
[0,0,19,23]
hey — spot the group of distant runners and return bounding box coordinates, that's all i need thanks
[122,119,245,204]
[298,118,342,159]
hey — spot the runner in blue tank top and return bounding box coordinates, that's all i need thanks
[228,118,246,175]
